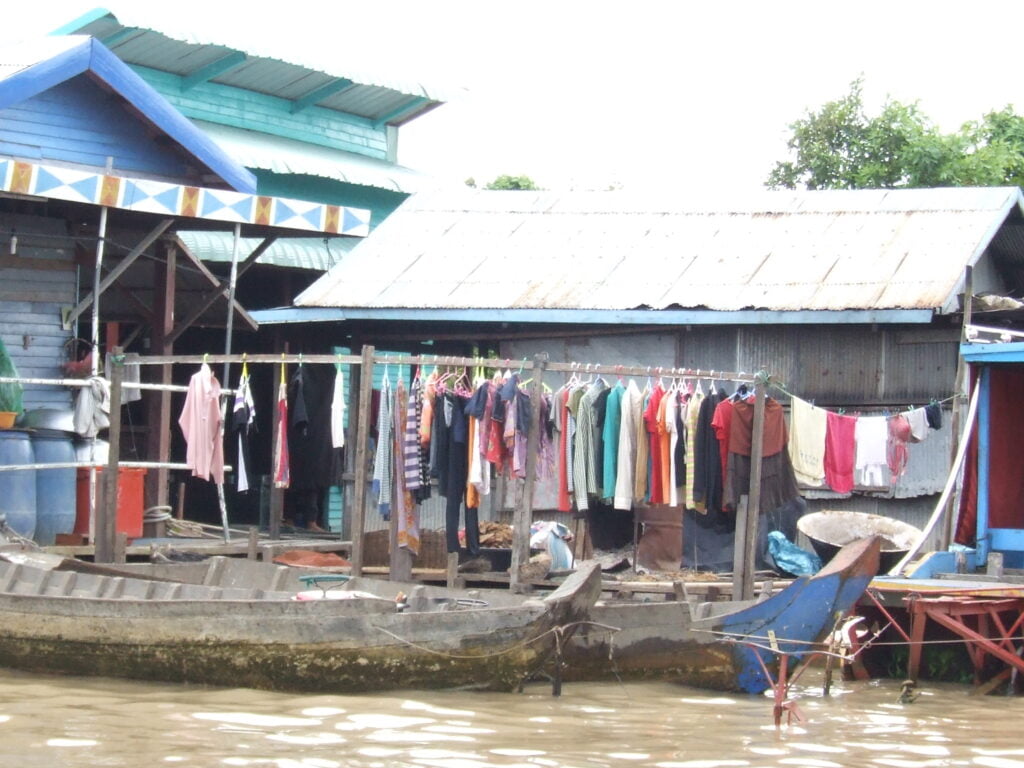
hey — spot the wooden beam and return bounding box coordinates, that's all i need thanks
[268,351,286,542]
[373,96,429,129]
[145,241,176,510]
[97,347,125,563]
[349,344,375,576]
[290,77,354,114]
[944,265,973,550]
[733,378,767,601]
[510,352,548,591]
[65,219,174,327]
[165,234,266,343]
[181,51,247,91]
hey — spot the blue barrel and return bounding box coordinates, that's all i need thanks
[31,430,76,546]
[0,430,36,540]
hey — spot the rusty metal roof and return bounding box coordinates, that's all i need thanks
[294,187,1024,315]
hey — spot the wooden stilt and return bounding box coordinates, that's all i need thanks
[97,347,124,563]
[510,353,548,592]
[349,345,375,577]
[733,376,766,601]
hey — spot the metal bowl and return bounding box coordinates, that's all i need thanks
[17,408,75,433]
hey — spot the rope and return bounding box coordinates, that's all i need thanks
[373,620,621,661]
[695,626,1024,649]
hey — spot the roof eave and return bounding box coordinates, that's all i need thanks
[938,187,1024,315]
[252,307,936,326]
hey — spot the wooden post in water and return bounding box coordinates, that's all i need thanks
[389,378,414,582]
[733,373,767,601]
[349,345,375,577]
[268,349,286,542]
[944,265,973,550]
[510,353,547,592]
[97,347,124,563]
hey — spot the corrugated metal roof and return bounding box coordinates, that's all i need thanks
[194,121,438,194]
[295,187,1024,314]
[53,7,458,123]
[177,231,358,271]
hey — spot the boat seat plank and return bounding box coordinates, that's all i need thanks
[0,564,22,592]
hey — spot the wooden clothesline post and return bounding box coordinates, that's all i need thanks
[510,352,548,592]
[733,371,767,601]
[96,346,124,563]
[349,344,375,577]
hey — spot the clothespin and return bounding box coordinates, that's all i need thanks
[280,354,286,386]
[241,352,248,378]
[298,352,304,367]
[203,352,209,365]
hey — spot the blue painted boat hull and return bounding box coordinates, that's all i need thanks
[564,536,881,693]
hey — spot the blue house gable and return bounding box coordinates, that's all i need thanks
[0,37,256,192]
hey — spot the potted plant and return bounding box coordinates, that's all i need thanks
[0,337,24,428]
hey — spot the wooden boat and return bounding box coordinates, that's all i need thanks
[0,551,602,694]
[562,535,881,693]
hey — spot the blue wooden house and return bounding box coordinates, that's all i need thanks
[0,35,371,516]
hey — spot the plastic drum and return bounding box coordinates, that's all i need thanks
[0,430,36,540]
[32,430,76,546]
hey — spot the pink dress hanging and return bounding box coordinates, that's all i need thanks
[273,363,290,489]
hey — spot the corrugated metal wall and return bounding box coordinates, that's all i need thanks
[0,213,76,410]
[501,326,958,531]
[505,324,958,406]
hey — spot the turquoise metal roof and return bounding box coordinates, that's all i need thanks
[177,230,358,271]
[53,7,454,125]
[196,121,435,194]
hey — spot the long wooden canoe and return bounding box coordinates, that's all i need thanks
[0,553,602,694]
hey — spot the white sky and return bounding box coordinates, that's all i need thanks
[4,1,1024,193]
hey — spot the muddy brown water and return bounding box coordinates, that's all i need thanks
[1,669,1022,767]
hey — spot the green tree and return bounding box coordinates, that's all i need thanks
[767,79,1024,190]
[484,174,540,190]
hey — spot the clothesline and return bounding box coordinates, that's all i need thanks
[767,378,958,416]
[120,352,762,385]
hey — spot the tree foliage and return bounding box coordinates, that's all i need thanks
[484,174,540,190]
[767,79,1024,190]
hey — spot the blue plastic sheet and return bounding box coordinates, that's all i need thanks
[766,530,822,576]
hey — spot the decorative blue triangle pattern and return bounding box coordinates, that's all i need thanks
[2,157,370,237]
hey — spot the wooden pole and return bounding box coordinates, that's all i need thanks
[510,353,548,591]
[350,344,375,577]
[943,265,973,550]
[733,373,766,601]
[389,378,414,582]
[97,347,124,563]
[145,241,175,511]
[268,344,288,542]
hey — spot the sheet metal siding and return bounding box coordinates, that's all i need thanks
[0,77,201,182]
[0,214,76,410]
[132,67,389,159]
[296,187,1022,313]
[882,333,959,404]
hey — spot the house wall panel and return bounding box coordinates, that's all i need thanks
[0,214,76,411]
[0,77,201,182]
